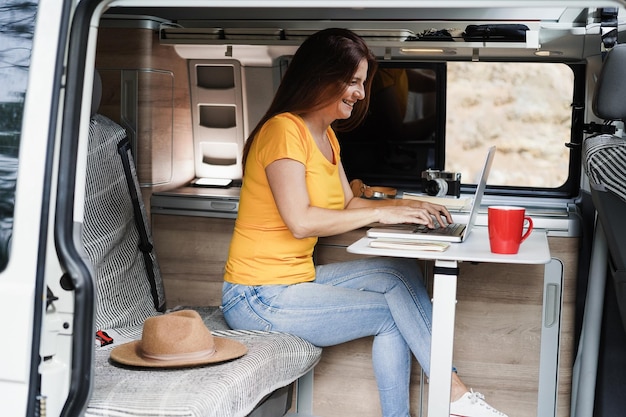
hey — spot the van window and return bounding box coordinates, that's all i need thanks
[0,1,37,271]
[337,59,578,196]
[446,62,575,190]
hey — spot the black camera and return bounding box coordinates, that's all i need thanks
[421,169,461,198]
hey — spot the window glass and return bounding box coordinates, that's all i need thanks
[445,62,574,188]
[336,62,446,190]
[0,1,37,271]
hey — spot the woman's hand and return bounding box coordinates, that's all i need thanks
[377,201,452,228]
[411,201,453,228]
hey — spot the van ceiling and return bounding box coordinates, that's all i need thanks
[103,3,625,61]
[107,6,585,23]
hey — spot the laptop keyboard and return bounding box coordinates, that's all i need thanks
[414,222,465,236]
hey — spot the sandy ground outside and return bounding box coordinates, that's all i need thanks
[444,61,574,188]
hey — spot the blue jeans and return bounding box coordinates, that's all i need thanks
[222,257,433,417]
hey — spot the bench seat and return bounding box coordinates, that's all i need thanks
[83,98,322,416]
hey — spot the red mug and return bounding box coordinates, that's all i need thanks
[488,206,533,254]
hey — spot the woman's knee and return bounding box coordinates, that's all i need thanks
[372,257,424,285]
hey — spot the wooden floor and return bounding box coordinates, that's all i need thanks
[152,215,578,417]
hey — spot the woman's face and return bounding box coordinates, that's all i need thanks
[322,58,368,121]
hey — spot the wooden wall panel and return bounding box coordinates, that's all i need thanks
[152,214,234,307]
[95,27,194,213]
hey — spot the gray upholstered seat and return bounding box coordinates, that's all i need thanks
[583,44,626,332]
[82,71,321,417]
[572,44,626,417]
[87,307,320,417]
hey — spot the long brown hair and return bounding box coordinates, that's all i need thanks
[242,28,378,171]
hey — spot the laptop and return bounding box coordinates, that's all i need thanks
[367,146,496,243]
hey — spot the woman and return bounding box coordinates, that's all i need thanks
[222,28,507,417]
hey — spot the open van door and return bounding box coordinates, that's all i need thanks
[0,1,89,416]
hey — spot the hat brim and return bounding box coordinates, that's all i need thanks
[110,336,248,368]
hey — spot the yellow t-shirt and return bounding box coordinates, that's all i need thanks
[224,113,345,285]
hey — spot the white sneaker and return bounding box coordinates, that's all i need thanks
[449,389,508,417]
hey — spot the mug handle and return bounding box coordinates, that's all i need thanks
[520,216,533,243]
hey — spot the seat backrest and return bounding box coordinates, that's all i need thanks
[82,71,165,332]
[593,44,626,123]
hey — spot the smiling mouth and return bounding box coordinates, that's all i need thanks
[343,100,355,108]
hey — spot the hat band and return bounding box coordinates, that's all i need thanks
[141,347,216,362]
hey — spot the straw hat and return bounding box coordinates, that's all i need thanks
[110,310,247,368]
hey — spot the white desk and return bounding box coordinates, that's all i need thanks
[348,227,558,417]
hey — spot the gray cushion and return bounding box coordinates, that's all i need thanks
[583,134,626,203]
[83,114,165,331]
[86,307,322,417]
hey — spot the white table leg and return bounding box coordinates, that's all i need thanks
[537,258,564,417]
[427,259,459,417]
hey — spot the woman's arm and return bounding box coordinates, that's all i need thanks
[266,158,452,238]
